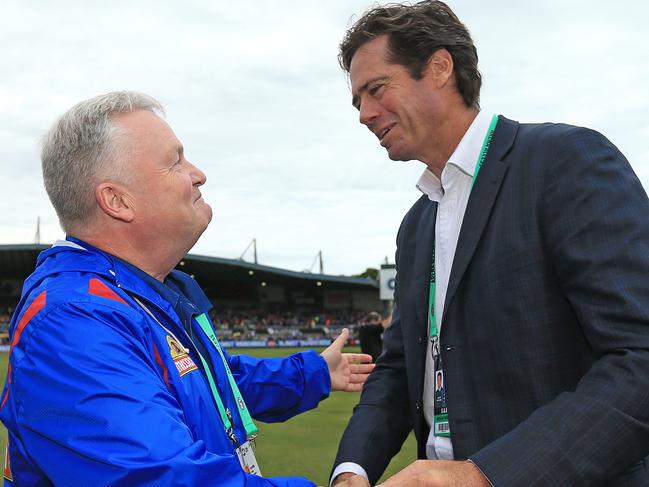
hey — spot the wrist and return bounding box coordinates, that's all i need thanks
[465,460,492,487]
[332,472,355,485]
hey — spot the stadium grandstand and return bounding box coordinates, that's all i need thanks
[0,244,383,349]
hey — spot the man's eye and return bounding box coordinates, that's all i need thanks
[369,85,382,96]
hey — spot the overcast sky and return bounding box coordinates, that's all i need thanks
[1,1,648,276]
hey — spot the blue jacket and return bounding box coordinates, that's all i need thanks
[0,240,331,486]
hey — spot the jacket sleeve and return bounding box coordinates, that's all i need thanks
[470,127,649,485]
[226,348,331,423]
[331,304,413,485]
[11,299,315,487]
[330,222,414,484]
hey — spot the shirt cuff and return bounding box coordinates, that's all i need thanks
[330,462,369,487]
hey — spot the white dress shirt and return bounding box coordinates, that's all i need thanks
[331,110,494,484]
[419,109,494,460]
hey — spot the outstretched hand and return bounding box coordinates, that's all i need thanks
[377,460,490,487]
[321,328,375,392]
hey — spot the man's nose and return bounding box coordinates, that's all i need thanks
[188,160,207,186]
[358,97,379,128]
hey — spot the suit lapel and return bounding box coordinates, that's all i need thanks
[442,116,518,322]
[412,201,437,336]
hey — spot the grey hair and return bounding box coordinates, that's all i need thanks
[41,91,165,232]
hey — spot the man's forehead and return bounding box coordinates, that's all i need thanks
[113,109,166,131]
[115,111,178,143]
[112,110,181,163]
[349,36,393,95]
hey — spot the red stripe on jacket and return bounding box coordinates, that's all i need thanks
[153,343,170,387]
[3,441,12,481]
[88,278,129,306]
[2,290,47,408]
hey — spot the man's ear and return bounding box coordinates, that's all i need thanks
[95,182,135,223]
[425,48,454,89]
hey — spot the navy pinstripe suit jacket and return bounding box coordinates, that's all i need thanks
[333,116,649,486]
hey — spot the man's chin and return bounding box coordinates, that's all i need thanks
[199,214,212,235]
[185,221,210,256]
[204,205,213,224]
[386,148,413,162]
[188,208,213,246]
[197,202,213,224]
[383,141,407,161]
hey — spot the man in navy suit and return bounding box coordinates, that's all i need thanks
[331,1,649,486]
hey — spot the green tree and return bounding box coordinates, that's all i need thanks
[353,267,379,281]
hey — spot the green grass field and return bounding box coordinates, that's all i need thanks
[0,348,415,485]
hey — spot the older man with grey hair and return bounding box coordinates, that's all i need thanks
[0,91,373,486]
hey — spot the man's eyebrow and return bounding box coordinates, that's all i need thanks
[351,76,389,109]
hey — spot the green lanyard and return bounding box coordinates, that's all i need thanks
[195,313,259,440]
[428,114,499,337]
[132,296,257,445]
[184,333,239,444]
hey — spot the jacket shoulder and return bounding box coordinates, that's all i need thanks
[28,272,133,311]
[9,271,146,368]
[513,119,615,154]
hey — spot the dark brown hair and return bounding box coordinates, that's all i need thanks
[339,1,481,107]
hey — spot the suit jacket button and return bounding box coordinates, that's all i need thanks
[415,402,421,410]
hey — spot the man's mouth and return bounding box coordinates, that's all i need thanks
[378,124,394,142]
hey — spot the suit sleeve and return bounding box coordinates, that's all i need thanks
[226,349,331,423]
[11,300,314,487]
[331,226,414,485]
[470,127,649,485]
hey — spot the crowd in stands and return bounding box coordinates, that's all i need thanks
[208,308,368,342]
[0,304,372,345]
[0,306,12,344]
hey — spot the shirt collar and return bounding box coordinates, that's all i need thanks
[62,236,212,315]
[416,110,495,202]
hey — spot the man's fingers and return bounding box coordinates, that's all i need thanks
[331,328,349,351]
[342,353,373,364]
[377,474,399,486]
[349,373,371,384]
[349,363,375,374]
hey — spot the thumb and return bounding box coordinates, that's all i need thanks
[331,328,349,351]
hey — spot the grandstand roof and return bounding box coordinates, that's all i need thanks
[0,244,45,279]
[0,244,378,290]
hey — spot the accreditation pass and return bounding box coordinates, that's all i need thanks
[235,441,262,476]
